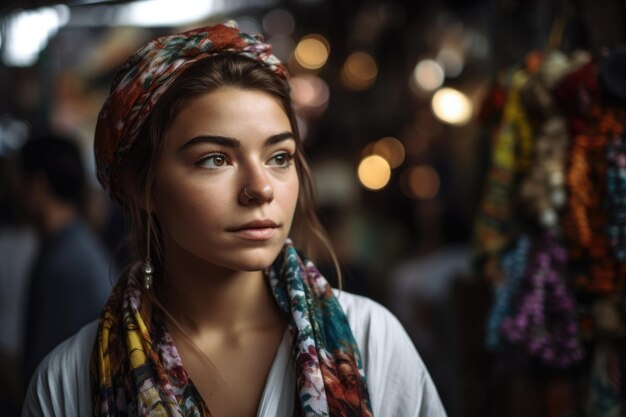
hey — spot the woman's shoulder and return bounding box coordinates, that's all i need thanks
[22,320,97,417]
[333,290,448,417]
[334,289,406,339]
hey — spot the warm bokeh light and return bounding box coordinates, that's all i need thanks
[341,51,378,90]
[412,59,444,92]
[404,165,440,199]
[372,137,405,168]
[357,155,391,190]
[431,87,473,126]
[290,75,330,110]
[436,48,464,78]
[294,34,329,70]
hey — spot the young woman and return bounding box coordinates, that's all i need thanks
[22,21,446,417]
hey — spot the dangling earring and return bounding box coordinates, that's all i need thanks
[143,259,153,290]
[143,223,153,290]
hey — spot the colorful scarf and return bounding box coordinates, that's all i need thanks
[94,20,288,203]
[90,240,373,417]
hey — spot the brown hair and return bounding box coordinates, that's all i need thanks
[118,53,339,287]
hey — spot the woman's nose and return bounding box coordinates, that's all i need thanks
[239,166,274,205]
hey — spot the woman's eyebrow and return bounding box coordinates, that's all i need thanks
[178,135,239,151]
[265,132,295,145]
[178,132,295,152]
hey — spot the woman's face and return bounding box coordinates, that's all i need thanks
[153,86,299,272]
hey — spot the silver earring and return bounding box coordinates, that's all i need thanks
[143,258,153,290]
[143,224,153,290]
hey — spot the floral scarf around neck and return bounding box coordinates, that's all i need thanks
[90,240,373,417]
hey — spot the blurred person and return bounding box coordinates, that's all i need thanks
[0,155,38,417]
[21,22,446,417]
[17,134,112,386]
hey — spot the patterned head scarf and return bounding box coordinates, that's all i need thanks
[94,20,288,203]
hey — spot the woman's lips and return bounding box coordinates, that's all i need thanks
[230,226,278,241]
[228,219,279,241]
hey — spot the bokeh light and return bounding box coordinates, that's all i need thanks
[262,9,295,36]
[294,34,329,70]
[403,165,440,199]
[436,48,464,78]
[412,59,444,92]
[341,52,378,91]
[431,87,473,126]
[118,0,218,26]
[357,155,391,190]
[372,137,405,168]
[296,115,308,141]
[235,16,261,36]
[268,34,295,63]
[290,75,330,112]
[3,5,70,67]
[313,160,359,206]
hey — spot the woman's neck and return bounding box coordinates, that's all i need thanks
[157,241,285,336]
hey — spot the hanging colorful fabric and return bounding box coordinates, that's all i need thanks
[500,231,583,367]
[485,235,531,350]
[474,70,533,283]
[556,61,623,295]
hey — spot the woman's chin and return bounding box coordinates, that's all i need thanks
[236,257,279,272]
[219,246,283,272]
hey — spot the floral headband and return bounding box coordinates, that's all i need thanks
[94,20,289,203]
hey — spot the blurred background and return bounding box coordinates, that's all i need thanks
[1,0,625,416]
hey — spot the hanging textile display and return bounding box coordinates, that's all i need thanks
[556,60,626,295]
[476,48,626,376]
[474,69,533,284]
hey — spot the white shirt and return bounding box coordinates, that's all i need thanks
[22,291,447,417]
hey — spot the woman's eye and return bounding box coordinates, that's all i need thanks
[268,152,294,167]
[198,153,228,169]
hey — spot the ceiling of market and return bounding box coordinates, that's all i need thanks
[1,0,282,16]
[0,1,128,14]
